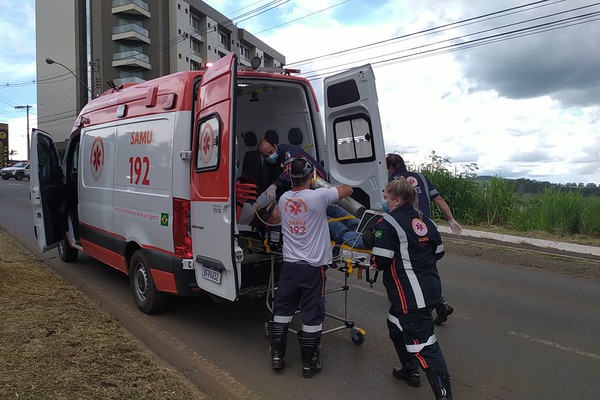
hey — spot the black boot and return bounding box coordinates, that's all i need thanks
[393,366,421,387]
[268,322,288,370]
[434,298,454,325]
[425,368,452,400]
[298,331,322,378]
[388,320,420,387]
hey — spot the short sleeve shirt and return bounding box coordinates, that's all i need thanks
[279,187,339,266]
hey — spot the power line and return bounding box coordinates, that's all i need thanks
[299,3,600,80]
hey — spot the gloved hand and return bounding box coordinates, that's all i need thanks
[264,184,277,202]
[448,219,462,235]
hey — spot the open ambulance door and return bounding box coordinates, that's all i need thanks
[30,129,68,252]
[190,54,239,301]
[323,64,388,210]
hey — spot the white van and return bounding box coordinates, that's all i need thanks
[30,54,388,313]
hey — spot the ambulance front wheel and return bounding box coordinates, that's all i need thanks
[130,250,169,314]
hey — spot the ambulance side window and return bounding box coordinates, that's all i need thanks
[333,114,375,163]
[195,114,221,172]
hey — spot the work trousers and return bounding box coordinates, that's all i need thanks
[387,305,448,371]
[273,261,325,338]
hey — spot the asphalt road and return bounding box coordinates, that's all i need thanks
[1,180,599,400]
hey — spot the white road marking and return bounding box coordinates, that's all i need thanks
[508,330,600,360]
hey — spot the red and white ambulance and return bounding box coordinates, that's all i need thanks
[30,54,388,314]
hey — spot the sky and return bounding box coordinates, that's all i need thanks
[1,0,599,184]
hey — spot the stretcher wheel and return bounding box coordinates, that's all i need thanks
[351,327,366,345]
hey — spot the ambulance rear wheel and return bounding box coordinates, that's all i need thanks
[130,250,169,314]
[58,237,78,262]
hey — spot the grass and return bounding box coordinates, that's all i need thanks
[0,228,209,400]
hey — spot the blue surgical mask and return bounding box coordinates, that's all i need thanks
[265,152,278,164]
[381,198,390,213]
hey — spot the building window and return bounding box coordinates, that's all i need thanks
[185,8,188,14]
[186,57,189,62]
[178,29,181,34]
[192,16,200,30]
[179,53,182,59]
[190,37,201,53]
[190,60,201,70]
[240,46,250,59]
[178,4,181,9]
[219,33,227,46]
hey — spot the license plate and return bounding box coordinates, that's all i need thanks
[202,265,221,284]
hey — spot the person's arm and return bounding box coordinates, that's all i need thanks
[335,184,353,201]
[432,196,462,234]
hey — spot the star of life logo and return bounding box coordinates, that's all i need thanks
[199,123,215,165]
[90,136,104,181]
[412,218,428,236]
[407,176,419,187]
[284,198,308,219]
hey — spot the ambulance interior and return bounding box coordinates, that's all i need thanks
[233,77,322,291]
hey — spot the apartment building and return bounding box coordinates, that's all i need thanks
[36,0,286,149]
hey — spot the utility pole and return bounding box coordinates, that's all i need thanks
[14,105,32,160]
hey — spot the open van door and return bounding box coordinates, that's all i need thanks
[30,129,68,252]
[323,64,388,210]
[190,54,238,301]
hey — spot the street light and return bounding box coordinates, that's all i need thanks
[45,57,93,97]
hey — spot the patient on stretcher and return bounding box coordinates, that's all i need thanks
[235,173,372,250]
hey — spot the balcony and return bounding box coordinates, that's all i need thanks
[112,50,151,70]
[112,0,151,18]
[112,23,151,44]
[113,76,145,86]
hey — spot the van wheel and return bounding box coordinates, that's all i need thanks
[130,250,169,314]
[58,237,78,262]
[15,173,23,181]
[1,176,9,180]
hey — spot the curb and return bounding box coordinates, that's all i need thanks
[437,226,600,257]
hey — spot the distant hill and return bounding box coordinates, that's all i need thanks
[474,176,600,196]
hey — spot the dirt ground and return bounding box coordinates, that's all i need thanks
[0,228,210,400]
[0,226,598,400]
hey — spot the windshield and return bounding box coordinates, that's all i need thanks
[13,162,28,167]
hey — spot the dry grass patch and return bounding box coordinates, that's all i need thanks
[0,229,209,400]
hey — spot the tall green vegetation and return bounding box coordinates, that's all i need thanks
[407,151,600,238]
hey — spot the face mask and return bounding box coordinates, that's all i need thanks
[381,198,390,213]
[265,152,278,164]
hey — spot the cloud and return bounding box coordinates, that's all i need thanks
[453,1,600,107]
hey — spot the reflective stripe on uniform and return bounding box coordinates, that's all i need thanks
[436,244,444,254]
[372,246,394,258]
[383,214,426,309]
[406,334,438,353]
[274,315,294,324]
[302,324,323,333]
[387,313,403,332]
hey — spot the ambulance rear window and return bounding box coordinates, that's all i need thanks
[326,80,360,108]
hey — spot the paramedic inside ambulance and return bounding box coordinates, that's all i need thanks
[257,138,327,203]
[255,138,367,249]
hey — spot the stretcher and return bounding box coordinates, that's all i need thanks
[238,209,381,345]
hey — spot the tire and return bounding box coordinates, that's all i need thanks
[129,250,169,314]
[351,327,366,345]
[14,173,23,181]
[1,176,9,180]
[58,237,78,262]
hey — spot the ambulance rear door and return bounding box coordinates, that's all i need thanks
[190,54,238,301]
[30,129,67,252]
[323,64,388,209]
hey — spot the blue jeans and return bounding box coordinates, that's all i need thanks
[327,205,364,248]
